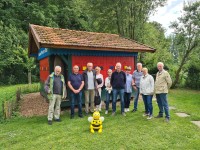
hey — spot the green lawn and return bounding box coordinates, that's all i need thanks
[0,88,200,150]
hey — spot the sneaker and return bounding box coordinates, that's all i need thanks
[147,116,153,120]
[143,113,149,117]
[70,115,74,119]
[132,109,137,112]
[79,114,83,118]
[127,108,130,112]
[124,108,127,112]
[122,112,126,116]
[105,110,108,115]
[48,120,52,125]
[165,118,170,123]
[54,118,61,122]
[99,108,101,112]
[112,112,115,116]
[155,115,163,118]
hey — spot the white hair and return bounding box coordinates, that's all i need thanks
[55,66,61,70]
[87,62,93,66]
[137,63,142,66]
[116,62,121,67]
[157,62,164,67]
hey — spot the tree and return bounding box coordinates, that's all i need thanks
[170,1,200,88]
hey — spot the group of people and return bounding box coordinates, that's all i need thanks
[45,62,172,125]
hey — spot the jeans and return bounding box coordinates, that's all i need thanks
[124,92,131,108]
[112,89,125,113]
[105,91,112,111]
[142,94,153,116]
[156,93,170,118]
[70,91,83,116]
[134,87,140,110]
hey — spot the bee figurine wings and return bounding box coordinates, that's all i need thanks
[88,110,104,133]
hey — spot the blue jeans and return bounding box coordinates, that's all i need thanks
[124,92,131,108]
[156,93,170,118]
[70,91,83,116]
[112,89,125,113]
[134,87,140,110]
[105,91,112,111]
[142,95,153,115]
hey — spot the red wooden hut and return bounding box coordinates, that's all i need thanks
[28,24,155,106]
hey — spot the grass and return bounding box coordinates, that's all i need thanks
[0,88,200,150]
[0,83,40,113]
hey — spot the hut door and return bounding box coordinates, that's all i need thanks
[54,56,65,75]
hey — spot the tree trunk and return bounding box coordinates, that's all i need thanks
[172,47,194,88]
[28,70,31,84]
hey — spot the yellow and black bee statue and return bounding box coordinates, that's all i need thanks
[88,110,104,133]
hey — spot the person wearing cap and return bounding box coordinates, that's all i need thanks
[132,63,143,112]
[95,66,104,111]
[140,68,154,119]
[124,66,133,112]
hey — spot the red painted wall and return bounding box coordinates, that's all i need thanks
[40,57,49,82]
[72,56,135,79]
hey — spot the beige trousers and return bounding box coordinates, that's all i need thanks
[48,94,61,121]
[84,89,95,113]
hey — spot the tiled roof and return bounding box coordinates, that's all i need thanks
[28,24,155,55]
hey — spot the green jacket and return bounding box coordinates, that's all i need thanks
[155,70,172,94]
[45,72,67,100]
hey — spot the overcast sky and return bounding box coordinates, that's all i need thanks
[149,0,198,36]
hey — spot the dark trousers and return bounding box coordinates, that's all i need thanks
[124,92,131,108]
[105,91,112,111]
[142,94,153,115]
[156,93,170,118]
[70,91,83,116]
[112,89,125,113]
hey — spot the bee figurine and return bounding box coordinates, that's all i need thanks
[88,110,104,133]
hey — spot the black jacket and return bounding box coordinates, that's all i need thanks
[111,71,126,89]
[82,69,96,90]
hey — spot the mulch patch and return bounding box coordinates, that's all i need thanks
[19,92,49,117]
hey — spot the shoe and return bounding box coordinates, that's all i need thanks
[112,112,115,116]
[99,108,101,112]
[79,114,83,118]
[70,115,74,119]
[105,110,108,115]
[127,108,130,112]
[165,118,170,123]
[132,109,137,112]
[122,112,126,116]
[155,115,163,118]
[143,113,149,117]
[147,116,153,120]
[54,118,61,122]
[124,108,127,112]
[48,120,52,125]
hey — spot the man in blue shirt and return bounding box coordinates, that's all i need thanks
[111,62,126,116]
[132,63,143,112]
[68,65,84,119]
